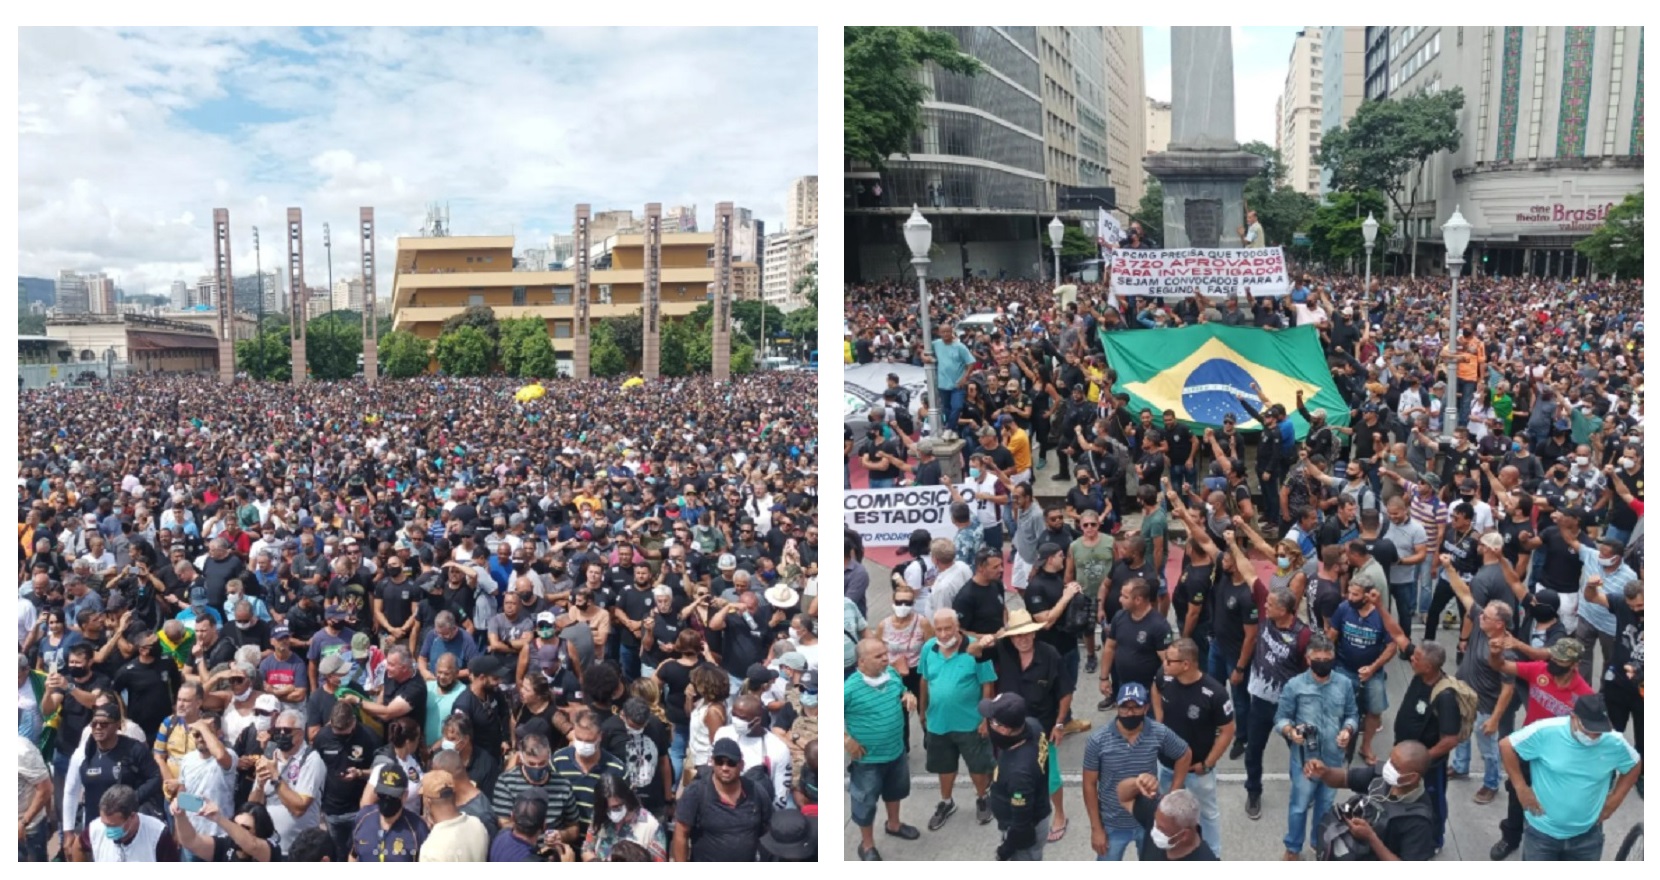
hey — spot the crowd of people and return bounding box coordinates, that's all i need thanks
[18,372,822,862]
[844,269,1644,861]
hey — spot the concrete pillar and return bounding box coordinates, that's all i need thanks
[213,208,235,384]
[642,203,661,380]
[360,208,378,383]
[572,204,592,379]
[286,208,307,383]
[711,202,734,380]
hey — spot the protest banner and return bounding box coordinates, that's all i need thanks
[843,485,958,547]
[1109,246,1290,299]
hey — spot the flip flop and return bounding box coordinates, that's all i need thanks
[1047,819,1069,843]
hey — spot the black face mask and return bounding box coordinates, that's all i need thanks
[270,731,294,752]
[1533,606,1558,623]
[1118,713,1145,731]
[67,665,89,678]
[377,794,403,819]
[1547,661,1574,678]
[987,728,1024,751]
[1309,659,1336,678]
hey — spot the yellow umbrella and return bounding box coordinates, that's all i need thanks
[514,384,545,402]
[621,377,645,389]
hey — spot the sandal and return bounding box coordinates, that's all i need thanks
[1047,819,1069,843]
[1360,750,1377,765]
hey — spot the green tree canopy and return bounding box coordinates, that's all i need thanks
[380,330,432,379]
[783,261,818,348]
[590,322,628,377]
[1136,177,1165,246]
[434,325,494,377]
[1320,87,1465,273]
[235,329,293,382]
[305,314,363,381]
[598,314,643,366]
[497,317,545,377]
[1239,141,1320,249]
[1307,190,1395,269]
[844,27,979,170]
[1575,189,1642,277]
[661,318,693,377]
[686,300,787,351]
[440,305,500,342]
[19,306,45,336]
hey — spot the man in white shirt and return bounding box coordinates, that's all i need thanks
[714,695,793,810]
[249,709,324,847]
[927,539,976,629]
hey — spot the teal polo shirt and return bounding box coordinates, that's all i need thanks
[1510,716,1641,840]
[917,638,996,734]
[845,666,906,764]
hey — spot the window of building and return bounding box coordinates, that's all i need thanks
[553,321,572,338]
[553,285,573,305]
[468,292,484,307]
[512,286,526,306]
[466,256,474,263]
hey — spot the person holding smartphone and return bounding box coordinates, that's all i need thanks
[169,796,281,862]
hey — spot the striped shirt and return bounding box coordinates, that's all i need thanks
[844,667,905,764]
[1081,719,1189,830]
[490,766,580,831]
[551,747,626,827]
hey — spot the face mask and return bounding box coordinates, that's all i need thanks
[270,731,294,752]
[893,604,913,619]
[1547,661,1574,678]
[68,665,88,678]
[1573,729,1599,747]
[1387,454,1398,464]
[608,807,628,824]
[1118,713,1144,730]
[987,727,1023,750]
[234,687,253,702]
[537,627,555,639]
[1380,761,1402,787]
[1276,556,1291,569]
[1149,825,1175,850]
[1576,456,1590,468]
[524,765,550,784]
[1309,659,1335,678]
[1620,457,1635,470]
[860,672,889,690]
[235,619,254,630]
[969,468,982,480]
[1600,555,1619,569]
[1349,599,1369,614]
[439,739,457,752]
[574,740,598,758]
[377,795,403,818]
[938,635,960,651]
[104,823,128,841]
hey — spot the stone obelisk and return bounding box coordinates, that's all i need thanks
[1143,27,1266,249]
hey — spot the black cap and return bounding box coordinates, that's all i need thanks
[1573,694,1614,733]
[745,663,779,688]
[372,763,409,797]
[712,738,744,763]
[1036,542,1064,564]
[468,655,503,679]
[978,692,1029,729]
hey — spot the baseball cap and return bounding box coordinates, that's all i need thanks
[1036,542,1064,564]
[712,738,744,763]
[372,764,409,797]
[468,655,504,679]
[319,654,349,677]
[419,769,457,799]
[778,652,808,672]
[746,663,778,689]
[350,632,372,659]
[978,692,1029,728]
[718,553,738,570]
[324,606,349,621]
[1116,682,1150,707]
[1548,638,1583,667]
[269,625,291,641]
[535,611,557,627]
[1479,532,1505,551]
[1572,694,1614,733]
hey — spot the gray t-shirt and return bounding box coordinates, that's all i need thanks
[1381,519,1427,585]
[1456,623,1507,711]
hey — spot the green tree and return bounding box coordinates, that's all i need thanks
[844,27,980,170]
[1306,190,1395,269]
[1060,225,1098,261]
[598,314,643,365]
[793,261,818,309]
[686,331,713,375]
[1320,87,1465,274]
[1575,189,1642,278]
[686,300,787,351]
[434,325,494,377]
[732,341,755,375]
[380,330,432,379]
[305,314,363,381]
[590,322,628,378]
[515,333,559,379]
[497,317,547,376]
[783,261,819,353]
[440,305,500,343]
[235,330,293,382]
[1238,141,1320,249]
[19,307,45,336]
[661,318,693,377]
[1136,176,1165,246]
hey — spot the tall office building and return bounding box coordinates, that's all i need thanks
[1366,26,1643,277]
[1146,98,1172,155]
[1319,27,1367,197]
[170,280,190,310]
[54,270,90,314]
[194,275,219,310]
[661,204,698,233]
[784,177,818,231]
[333,278,365,313]
[1105,26,1147,212]
[1278,27,1325,194]
[85,273,116,314]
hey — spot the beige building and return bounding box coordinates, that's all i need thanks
[1105,26,1147,212]
[1037,28,1145,221]
[1146,97,1172,156]
[332,278,364,313]
[761,226,816,312]
[1278,27,1325,194]
[45,313,224,374]
[784,177,817,231]
[390,231,716,354]
[734,261,761,302]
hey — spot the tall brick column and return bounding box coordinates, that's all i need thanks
[641,203,661,380]
[572,204,591,378]
[213,208,235,383]
[711,201,734,380]
[287,208,308,383]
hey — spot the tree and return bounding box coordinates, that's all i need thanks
[732,341,756,375]
[1237,141,1321,250]
[1320,87,1465,275]
[18,307,45,336]
[661,318,693,377]
[305,314,363,381]
[793,261,818,310]
[844,27,980,170]
[497,317,547,376]
[1575,189,1642,278]
[783,261,818,354]
[598,314,643,365]
[1060,225,1099,261]
[589,323,628,378]
[434,325,494,377]
[514,332,559,379]
[440,305,500,343]
[1306,190,1395,269]
[235,330,293,382]
[1136,176,1165,246]
[686,300,787,351]
[380,330,432,379]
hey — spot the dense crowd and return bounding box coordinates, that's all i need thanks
[18,372,821,862]
[844,270,1643,861]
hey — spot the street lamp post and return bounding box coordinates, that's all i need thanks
[905,206,943,440]
[1440,206,1472,440]
[323,222,333,318]
[1362,211,1378,299]
[1048,216,1065,286]
[253,226,263,377]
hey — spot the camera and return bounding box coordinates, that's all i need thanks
[1291,723,1319,747]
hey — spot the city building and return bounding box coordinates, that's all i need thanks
[589,210,636,243]
[1368,25,1643,277]
[734,261,761,301]
[1146,98,1172,156]
[333,278,365,313]
[54,270,90,314]
[1320,26,1367,197]
[170,280,190,310]
[784,177,818,231]
[43,312,224,375]
[731,207,761,263]
[1278,27,1325,194]
[1105,26,1147,213]
[84,273,116,314]
[390,226,719,370]
[761,226,817,312]
[233,272,280,316]
[306,286,333,321]
[519,248,550,272]
[661,205,698,233]
[548,234,576,267]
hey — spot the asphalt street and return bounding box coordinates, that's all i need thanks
[842,467,1645,861]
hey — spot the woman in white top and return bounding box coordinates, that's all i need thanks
[681,664,728,792]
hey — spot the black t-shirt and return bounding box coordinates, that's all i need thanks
[993,640,1064,730]
[451,687,508,760]
[614,585,656,648]
[1497,518,1532,567]
[377,577,420,629]
[1022,570,1076,656]
[310,723,382,814]
[1536,526,1584,591]
[717,611,767,678]
[384,673,429,727]
[1211,578,1261,665]
[675,776,772,862]
[1108,610,1173,689]
[1393,669,1462,767]
[1171,562,1212,641]
[1606,593,1643,692]
[58,670,114,746]
[655,659,712,727]
[643,614,685,667]
[1154,672,1233,768]
[913,459,943,488]
[1343,764,1439,860]
[952,580,1007,637]
[1131,793,1219,860]
[621,718,673,811]
[984,445,1016,474]
[211,832,285,862]
[1440,527,1481,577]
[111,656,183,740]
[1166,425,1195,466]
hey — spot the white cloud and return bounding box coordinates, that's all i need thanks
[19,27,819,297]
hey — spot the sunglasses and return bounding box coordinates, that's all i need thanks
[712,757,741,768]
[892,601,914,609]
[1081,522,1100,529]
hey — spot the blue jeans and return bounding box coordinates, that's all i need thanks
[619,642,642,681]
[849,757,911,828]
[942,386,966,432]
[1523,822,1604,861]
[1207,641,1250,755]
[1424,761,1448,849]
[1452,710,1502,789]
[1095,825,1144,860]
[1169,463,1196,492]
[1159,764,1222,858]
[19,821,50,862]
[669,721,689,781]
[1243,696,1279,796]
[1285,756,1335,853]
[1604,524,1632,545]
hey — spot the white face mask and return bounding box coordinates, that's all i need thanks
[1619,457,1635,470]
[233,687,253,703]
[937,635,960,651]
[893,605,913,619]
[574,740,598,758]
[860,671,889,689]
[439,739,457,752]
[1573,729,1599,747]
[1149,825,1175,850]
[1380,761,1402,787]
[607,806,628,824]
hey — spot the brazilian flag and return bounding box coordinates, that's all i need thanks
[1099,324,1350,439]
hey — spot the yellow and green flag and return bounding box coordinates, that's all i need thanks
[1099,324,1350,438]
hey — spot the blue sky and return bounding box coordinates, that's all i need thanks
[19,27,819,296]
[1143,26,1306,147]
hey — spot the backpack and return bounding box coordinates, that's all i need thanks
[691,758,774,809]
[1062,590,1096,636]
[1430,676,1479,743]
[1315,794,1437,860]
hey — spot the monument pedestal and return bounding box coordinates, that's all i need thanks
[1143,150,1265,249]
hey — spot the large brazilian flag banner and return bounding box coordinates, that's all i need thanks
[1099,323,1350,439]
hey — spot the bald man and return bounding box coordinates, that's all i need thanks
[1303,741,1437,860]
[918,608,998,830]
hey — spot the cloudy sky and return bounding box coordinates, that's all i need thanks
[1144,26,1306,147]
[19,27,819,297]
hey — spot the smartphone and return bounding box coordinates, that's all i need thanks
[176,793,205,813]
